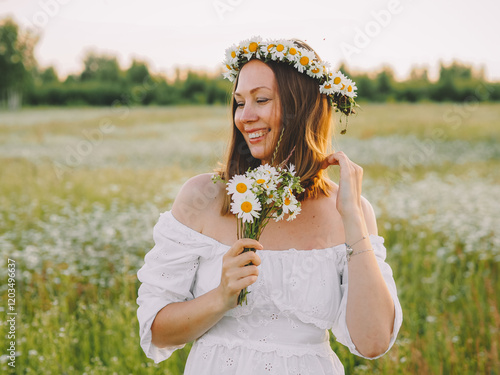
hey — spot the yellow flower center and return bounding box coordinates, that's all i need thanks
[236,183,247,193]
[277,44,284,52]
[284,197,291,206]
[300,56,309,66]
[231,51,236,58]
[269,194,274,198]
[334,77,341,85]
[249,42,258,52]
[289,47,297,55]
[348,85,353,92]
[341,84,345,90]
[267,44,275,52]
[226,64,232,70]
[241,201,253,213]
[324,83,332,89]
[256,179,265,184]
[312,67,320,73]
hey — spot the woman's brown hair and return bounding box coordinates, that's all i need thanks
[217,39,334,215]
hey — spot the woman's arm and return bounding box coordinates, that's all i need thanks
[343,198,395,358]
[322,152,395,358]
[151,238,262,347]
[150,174,262,348]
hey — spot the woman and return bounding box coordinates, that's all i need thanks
[137,37,403,374]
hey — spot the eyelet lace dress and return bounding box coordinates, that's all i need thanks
[137,211,403,375]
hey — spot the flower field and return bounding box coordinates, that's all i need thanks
[0,103,499,374]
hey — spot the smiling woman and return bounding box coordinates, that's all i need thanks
[136,37,402,375]
[224,41,339,206]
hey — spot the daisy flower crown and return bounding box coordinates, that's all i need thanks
[222,37,358,133]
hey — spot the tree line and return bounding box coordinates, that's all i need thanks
[1,17,499,110]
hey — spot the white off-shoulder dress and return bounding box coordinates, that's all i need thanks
[136,210,403,374]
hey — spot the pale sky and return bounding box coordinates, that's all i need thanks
[1,0,499,81]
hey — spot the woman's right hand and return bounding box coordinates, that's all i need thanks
[216,238,263,310]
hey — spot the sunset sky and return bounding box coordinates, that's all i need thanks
[1,0,499,81]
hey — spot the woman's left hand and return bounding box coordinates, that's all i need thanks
[321,151,364,219]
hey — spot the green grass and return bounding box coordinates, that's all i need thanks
[0,104,499,374]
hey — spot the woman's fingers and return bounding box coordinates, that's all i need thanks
[321,151,354,170]
[322,151,363,177]
[219,239,261,307]
[320,151,365,217]
[230,274,259,294]
[226,238,263,257]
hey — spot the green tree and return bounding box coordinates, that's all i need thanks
[439,61,473,81]
[126,59,151,84]
[39,66,59,84]
[0,17,39,109]
[376,66,394,97]
[181,71,208,104]
[80,52,121,82]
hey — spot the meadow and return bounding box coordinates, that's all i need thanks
[0,103,499,374]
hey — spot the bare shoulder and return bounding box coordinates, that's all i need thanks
[360,195,379,236]
[171,173,226,232]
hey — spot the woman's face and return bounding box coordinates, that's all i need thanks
[234,60,282,165]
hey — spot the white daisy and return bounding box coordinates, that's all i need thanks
[286,44,301,63]
[288,164,296,176]
[294,49,315,73]
[231,194,262,223]
[240,36,262,60]
[224,44,240,65]
[344,79,358,98]
[306,61,324,79]
[273,209,285,222]
[260,39,277,57]
[250,171,271,193]
[319,80,336,95]
[282,193,299,215]
[330,71,348,93]
[286,205,301,221]
[222,70,237,82]
[329,70,346,84]
[322,61,332,75]
[255,164,279,177]
[249,165,279,190]
[265,190,278,205]
[271,39,290,61]
[253,173,269,185]
[227,175,253,197]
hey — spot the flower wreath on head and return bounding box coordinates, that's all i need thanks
[222,36,358,134]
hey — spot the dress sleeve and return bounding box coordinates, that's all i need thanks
[330,234,403,360]
[136,211,214,364]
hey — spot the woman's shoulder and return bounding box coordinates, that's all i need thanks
[171,173,226,232]
[324,180,378,236]
[360,195,378,236]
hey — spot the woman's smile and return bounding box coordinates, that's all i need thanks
[246,128,271,143]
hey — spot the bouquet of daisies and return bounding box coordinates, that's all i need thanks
[214,163,304,305]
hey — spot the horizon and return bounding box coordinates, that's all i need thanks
[1,0,499,82]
